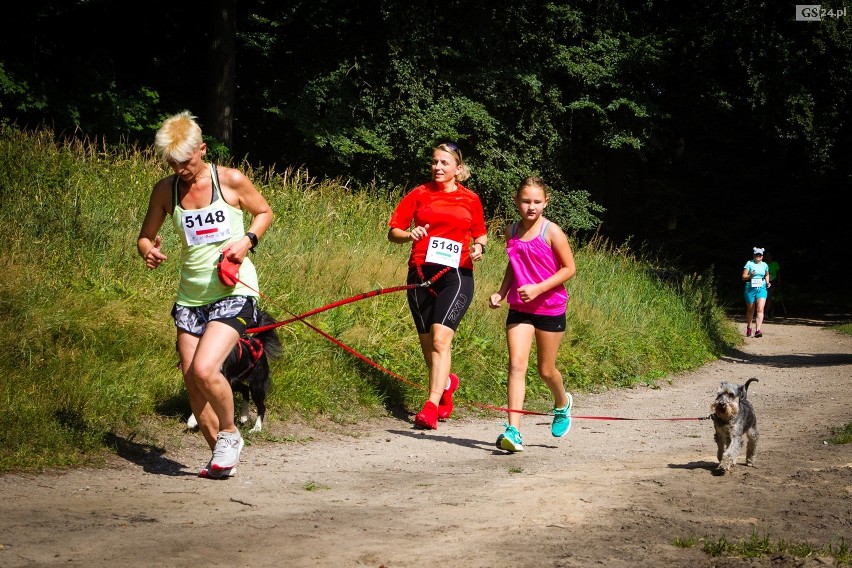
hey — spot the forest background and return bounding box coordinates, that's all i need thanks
[2,0,850,303]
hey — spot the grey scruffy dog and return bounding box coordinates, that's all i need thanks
[710,378,759,474]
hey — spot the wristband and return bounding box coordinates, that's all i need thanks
[476,243,485,254]
[246,232,258,252]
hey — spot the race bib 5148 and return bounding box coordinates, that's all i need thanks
[182,202,231,246]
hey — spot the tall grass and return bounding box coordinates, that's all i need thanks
[0,125,739,472]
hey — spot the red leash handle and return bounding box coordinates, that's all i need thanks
[216,246,241,287]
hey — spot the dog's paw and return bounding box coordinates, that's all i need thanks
[249,417,263,434]
[186,413,198,430]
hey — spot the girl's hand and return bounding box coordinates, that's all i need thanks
[488,293,503,309]
[516,284,540,303]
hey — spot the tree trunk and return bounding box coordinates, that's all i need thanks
[207,0,236,151]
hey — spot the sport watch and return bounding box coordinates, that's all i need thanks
[246,232,258,252]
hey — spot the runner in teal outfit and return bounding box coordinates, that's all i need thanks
[742,247,771,338]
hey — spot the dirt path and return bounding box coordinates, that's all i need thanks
[2,317,851,567]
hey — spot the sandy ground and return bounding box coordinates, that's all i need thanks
[1,315,851,567]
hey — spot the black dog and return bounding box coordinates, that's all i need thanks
[186,309,281,432]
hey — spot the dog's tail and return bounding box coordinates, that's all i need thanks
[742,377,759,399]
[253,309,282,360]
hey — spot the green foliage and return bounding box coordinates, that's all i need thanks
[203,135,232,164]
[238,0,619,224]
[5,2,852,292]
[672,535,699,548]
[678,530,852,565]
[831,323,852,337]
[540,189,606,232]
[0,128,738,472]
[827,422,852,445]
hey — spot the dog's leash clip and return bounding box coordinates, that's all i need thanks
[418,266,450,289]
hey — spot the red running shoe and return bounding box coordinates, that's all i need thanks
[437,373,460,420]
[414,401,439,429]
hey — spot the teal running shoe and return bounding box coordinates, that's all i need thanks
[551,392,573,437]
[498,424,524,452]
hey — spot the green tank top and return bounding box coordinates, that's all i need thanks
[170,164,259,306]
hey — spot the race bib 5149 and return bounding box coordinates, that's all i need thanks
[425,236,462,268]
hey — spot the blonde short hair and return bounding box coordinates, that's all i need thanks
[154,111,203,163]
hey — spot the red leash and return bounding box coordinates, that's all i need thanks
[219,262,708,421]
[571,415,711,421]
[240,267,451,334]
[455,404,710,421]
[287,312,426,391]
[246,285,415,334]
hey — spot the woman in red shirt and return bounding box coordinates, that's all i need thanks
[388,143,488,429]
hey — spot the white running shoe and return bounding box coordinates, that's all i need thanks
[209,430,244,475]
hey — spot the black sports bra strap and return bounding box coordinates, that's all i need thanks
[210,163,221,202]
[171,175,179,213]
[171,165,220,213]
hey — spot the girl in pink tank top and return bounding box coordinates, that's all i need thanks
[488,177,577,453]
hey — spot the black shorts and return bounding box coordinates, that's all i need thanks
[406,265,474,334]
[506,309,566,332]
[172,296,258,336]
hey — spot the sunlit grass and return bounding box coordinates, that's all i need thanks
[831,322,852,336]
[674,531,850,565]
[0,125,739,472]
[827,422,852,445]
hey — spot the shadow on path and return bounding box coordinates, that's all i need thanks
[720,349,852,369]
[104,433,194,477]
[387,428,494,452]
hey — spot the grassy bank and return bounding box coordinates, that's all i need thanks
[0,126,739,472]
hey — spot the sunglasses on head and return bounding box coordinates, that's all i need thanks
[441,142,460,153]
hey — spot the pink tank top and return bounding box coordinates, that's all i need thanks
[506,221,569,316]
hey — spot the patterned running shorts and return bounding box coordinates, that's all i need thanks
[171,296,258,336]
